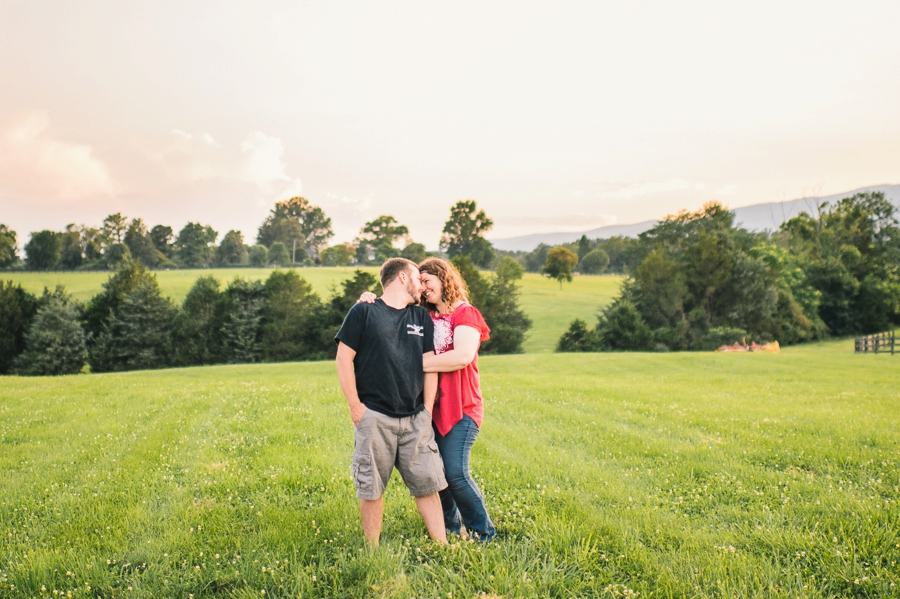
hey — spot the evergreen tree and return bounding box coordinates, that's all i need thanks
[451,255,490,308]
[0,281,39,374]
[105,243,132,269]
[577,235,591,261]
[15,289,87,375]
[83,261,156,356]
[90,277,176,372]
[480,257,532,354]
[171,276,224,366]
[221,279,265,363]
[261,270,325,361]
[557,319,598,352]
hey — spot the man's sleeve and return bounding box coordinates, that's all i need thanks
[335,304,365,351]
[422,311,435,354]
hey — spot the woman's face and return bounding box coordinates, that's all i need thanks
[420,272,443,304]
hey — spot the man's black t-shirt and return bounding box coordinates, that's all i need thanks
[335,299,435,418]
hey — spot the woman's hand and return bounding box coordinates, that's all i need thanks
[357,291,377,304]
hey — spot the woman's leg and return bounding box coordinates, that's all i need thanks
[434,415,495,541]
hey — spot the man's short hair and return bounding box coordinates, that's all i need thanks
[380,258,418,289]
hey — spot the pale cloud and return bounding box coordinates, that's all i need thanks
[238,131,291,191]
[571,189,585,198]
[159,129,296,194]
[0,110,115,200]
[598,179,691,200]
[715,184,738,196]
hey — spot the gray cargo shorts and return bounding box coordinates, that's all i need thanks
[351,408,447,500]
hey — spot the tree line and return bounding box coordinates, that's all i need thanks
[0,253,530,376]
[0,198,499,271]
[556,191,900,352]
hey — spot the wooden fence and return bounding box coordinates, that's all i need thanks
[854,330,896,354]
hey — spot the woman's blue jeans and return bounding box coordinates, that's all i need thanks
[434,415,495,541]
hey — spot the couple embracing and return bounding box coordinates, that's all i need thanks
[335,257,495,545]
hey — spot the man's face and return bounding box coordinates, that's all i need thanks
[405,267,423,304]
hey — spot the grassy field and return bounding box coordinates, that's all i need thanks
[2,269,624,354]
[1,338,898,598]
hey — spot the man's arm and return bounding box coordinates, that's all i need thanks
[423,351,438,415]
[336,341,367,426]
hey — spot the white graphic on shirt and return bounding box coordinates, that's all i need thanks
[433,318,453,354]
[406,324,424,337]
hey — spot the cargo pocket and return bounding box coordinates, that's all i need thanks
[352,453,374,498]
[427,441,446,485]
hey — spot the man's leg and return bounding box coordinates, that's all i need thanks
[359,497,384,545]
[414,492,447,544]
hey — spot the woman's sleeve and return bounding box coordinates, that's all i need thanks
[454,305,491,342]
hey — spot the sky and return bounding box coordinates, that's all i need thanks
[1,1,899,249]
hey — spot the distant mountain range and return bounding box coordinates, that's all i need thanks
[490,184,900,252]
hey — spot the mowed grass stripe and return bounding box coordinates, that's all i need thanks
[3,268,625,353]
[2,338,898,597]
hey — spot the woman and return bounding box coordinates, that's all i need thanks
[360,258,496,541]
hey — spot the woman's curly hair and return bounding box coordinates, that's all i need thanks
[418,257,469,312]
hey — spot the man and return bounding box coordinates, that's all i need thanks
[335,258,447,545]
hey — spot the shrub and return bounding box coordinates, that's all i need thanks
[596,299,653,351]
[557,319,598,352]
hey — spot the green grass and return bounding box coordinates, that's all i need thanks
[517,273,622,353]
[2,338,898,598]
[2,269,624,354]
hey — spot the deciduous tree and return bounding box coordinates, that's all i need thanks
[579,248,609,274]
[125,218,163,267]
[320,243,355,266]
[175,222,217,267]
[359,215,409,262]
[257,197,333,262]
[216,230,249,266]
[267,242,290,266]
[542,246,578,288]
[0,224,18,268]
[440,200,495,268]
[24,230,61,270]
